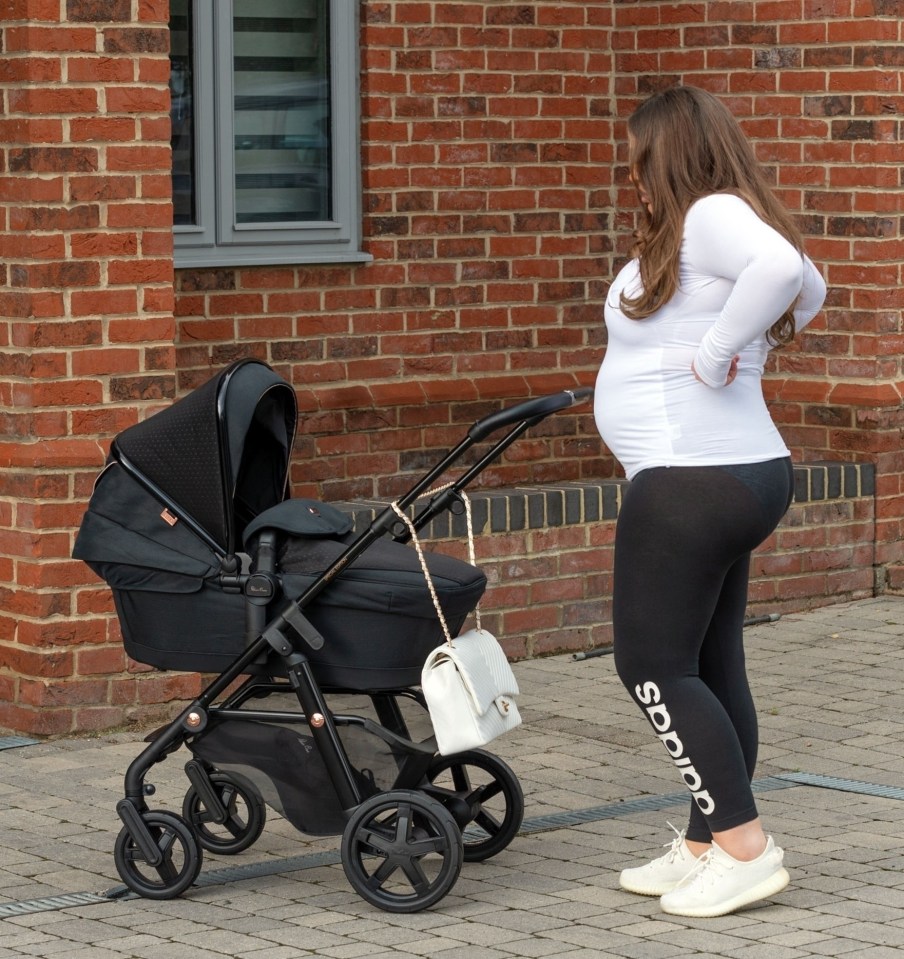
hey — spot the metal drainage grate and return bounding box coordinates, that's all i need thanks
[777,772,904,802]
[0,892,108,918]
[105,848,344,901]
[0,736,39,752]
[518,775,796,834]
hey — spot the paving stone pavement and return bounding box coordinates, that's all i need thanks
[1,596,903,958]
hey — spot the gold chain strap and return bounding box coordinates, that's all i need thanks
[390,488,481,647]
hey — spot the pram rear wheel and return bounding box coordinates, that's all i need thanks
[181,771,266,855]
[341,789,463,913]
[113,810,202,900]
[422,749,524,862]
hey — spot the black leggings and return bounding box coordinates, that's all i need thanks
[612,458,793,842]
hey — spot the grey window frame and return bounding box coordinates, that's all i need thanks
[173,0,369,269]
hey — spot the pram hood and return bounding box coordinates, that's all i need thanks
[74,359,298,575]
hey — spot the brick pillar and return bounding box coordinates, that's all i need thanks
[0,2,181,734]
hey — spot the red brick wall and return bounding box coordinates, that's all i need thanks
[0,1,183,734]
[175,2,904,512]
[0,1,900,734]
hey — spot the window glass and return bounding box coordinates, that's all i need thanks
[169,0,195,226]
[232,0,332,225]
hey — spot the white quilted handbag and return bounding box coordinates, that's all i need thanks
[391,497,522,756]
[420,626,521,755]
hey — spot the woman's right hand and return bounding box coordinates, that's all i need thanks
[692,354,739,387]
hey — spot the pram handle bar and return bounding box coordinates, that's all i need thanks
[467,387,593,443]
[388,385,594,539]
[388,386,595,537]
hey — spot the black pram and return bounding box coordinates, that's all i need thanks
[74,358,592,912]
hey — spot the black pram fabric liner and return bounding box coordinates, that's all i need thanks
[74,463,486,688]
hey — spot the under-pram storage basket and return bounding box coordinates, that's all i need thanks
[188,714,413,835]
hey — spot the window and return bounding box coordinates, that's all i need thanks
[169,0,368,268]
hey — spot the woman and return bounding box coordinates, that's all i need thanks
[595,86,826,918]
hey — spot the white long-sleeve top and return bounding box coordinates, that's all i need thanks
[594,193,826,480]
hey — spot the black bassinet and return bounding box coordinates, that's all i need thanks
[73,360,485,689]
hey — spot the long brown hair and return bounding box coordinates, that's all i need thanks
[621,85,804,346]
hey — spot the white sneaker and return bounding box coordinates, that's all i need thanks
[619,824,700,896]
[659,836,790,918]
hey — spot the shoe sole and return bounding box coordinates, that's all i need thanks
[619,876,682,897]
[660,866,790,918]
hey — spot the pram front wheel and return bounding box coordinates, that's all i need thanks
[181,771,266,855]
[340,789,463,913]
[113,810,203,900]
[422,749,524,862]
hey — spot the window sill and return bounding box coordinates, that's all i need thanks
[174,249,374,270]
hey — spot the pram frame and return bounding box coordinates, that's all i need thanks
[111,371,593,909]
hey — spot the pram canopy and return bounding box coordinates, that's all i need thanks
[116,359,296,554]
